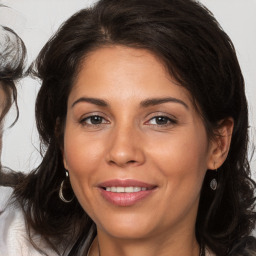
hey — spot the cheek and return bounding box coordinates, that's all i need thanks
[147,127,209,186]
[64,128,104,175]
[147,129,209,220]
[63,126,105,203]
[63,128,106,212]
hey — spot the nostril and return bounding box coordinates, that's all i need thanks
[127,160,136,164]
[108,159,137,166]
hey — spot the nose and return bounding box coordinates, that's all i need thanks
[106,124,145,168]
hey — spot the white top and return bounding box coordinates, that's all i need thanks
[0,186,58,256]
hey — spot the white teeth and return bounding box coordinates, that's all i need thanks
[105,187,147,193]
[133,187,141,192]
[116,187,125,193]
[111,186,117,192]
[124,187,133,193]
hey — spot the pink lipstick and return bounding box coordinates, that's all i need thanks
[98,179,157,206]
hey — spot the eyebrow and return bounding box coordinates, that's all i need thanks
[140,97,189,109]
[71,96,188,109]
[72,97,108,108]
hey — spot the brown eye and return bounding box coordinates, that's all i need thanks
[89,116,103,124]
[147,116,176,126]
[81,115,107,125]
[155,116,169,125]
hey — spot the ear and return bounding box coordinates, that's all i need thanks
[55,117,68,169]
[207,118,234,170]
[63,153,68,170]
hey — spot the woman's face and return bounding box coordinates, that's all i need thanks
[63,46,215,240]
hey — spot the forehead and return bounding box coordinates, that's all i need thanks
[69,46,193,107]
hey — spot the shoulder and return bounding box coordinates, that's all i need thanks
[0,186,59,256]
[0,185,13,211]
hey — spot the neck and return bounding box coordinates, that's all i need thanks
[89,227,200,256]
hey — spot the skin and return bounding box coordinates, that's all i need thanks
[63,46,233,256]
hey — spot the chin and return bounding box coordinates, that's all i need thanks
[104,226,153,240]
[97,214,156,239]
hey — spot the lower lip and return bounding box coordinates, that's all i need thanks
[99,189,155,206]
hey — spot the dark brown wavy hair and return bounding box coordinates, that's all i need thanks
[12,0,256,255]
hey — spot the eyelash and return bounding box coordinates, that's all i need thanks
[80,115,109,126]
[79,114,177,128]
[145,115,177,127]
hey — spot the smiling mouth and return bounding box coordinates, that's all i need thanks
[103,186,149,193]
[98,179,157,206]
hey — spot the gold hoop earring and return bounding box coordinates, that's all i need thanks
[59,171,74,203]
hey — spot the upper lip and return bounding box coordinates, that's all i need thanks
[98,179,157,189]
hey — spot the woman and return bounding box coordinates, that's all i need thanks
[0,22,28,255]
[3,0,256,255]
[0,23,26,180]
